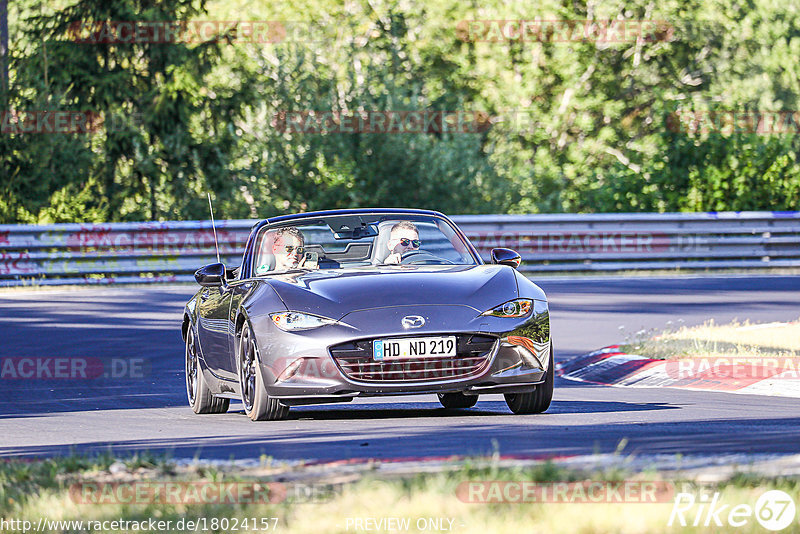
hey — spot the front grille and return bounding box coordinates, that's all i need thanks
[329,334,497,383]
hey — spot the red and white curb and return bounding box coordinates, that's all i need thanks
[556,346,800,398]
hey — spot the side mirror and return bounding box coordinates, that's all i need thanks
[491,248,521,269]
[195,262,226,287]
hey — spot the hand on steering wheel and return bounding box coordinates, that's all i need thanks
[400,250,424,262]
[399,250,454,265]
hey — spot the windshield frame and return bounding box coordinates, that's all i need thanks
[246,210,482,277]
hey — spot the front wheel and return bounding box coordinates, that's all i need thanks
[437,392,478,409]
[504,342,554,414]
[237,322,289,421]
[185,326,229,414]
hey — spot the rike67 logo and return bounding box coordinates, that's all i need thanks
[669,490,797,531]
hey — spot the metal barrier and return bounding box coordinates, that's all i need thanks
[1,212,798,286]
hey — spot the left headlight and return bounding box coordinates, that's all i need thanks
[270,312,337,331]
[481,298,534,318]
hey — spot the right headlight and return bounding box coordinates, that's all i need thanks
[270,312,337,331]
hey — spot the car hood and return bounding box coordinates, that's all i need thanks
[263,264,527,320]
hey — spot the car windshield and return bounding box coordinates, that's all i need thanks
[252,214,478,274]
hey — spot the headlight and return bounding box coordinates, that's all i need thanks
[481,298,533,318]
[270,312,337,331]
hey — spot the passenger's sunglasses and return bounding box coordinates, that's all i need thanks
[283,245,304,255]
[398,238,421,248]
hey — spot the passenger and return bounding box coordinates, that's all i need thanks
[256,226,305,274]
[273,227,305,271]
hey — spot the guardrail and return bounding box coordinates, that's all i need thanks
[0,212,798,286]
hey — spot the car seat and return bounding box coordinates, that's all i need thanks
[371,221,396,264]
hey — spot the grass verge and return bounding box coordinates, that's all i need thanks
[2,454,800,533]
[620,319,800,360]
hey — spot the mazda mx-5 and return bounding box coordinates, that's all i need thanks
[181,208,552,420]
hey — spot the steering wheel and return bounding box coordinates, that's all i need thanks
[400,250,454,265]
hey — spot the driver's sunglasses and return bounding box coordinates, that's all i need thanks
[283,245,304,255]
[399,238,421,248]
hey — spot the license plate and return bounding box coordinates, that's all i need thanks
[373,336,457,360]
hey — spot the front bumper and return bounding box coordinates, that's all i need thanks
[253,304,550,401]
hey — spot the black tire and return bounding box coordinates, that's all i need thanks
[185,326,229,414]
[238,322,289,421]
[504,341,554,414]
[437,392,479,409]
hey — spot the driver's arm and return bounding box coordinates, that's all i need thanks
[384,252,401,264]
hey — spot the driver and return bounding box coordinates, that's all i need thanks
[384,221,420,264]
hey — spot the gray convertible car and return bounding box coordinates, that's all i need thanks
[181,208,552,420]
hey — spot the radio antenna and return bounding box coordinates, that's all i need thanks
[207,192,221,264]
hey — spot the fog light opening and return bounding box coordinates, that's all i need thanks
[505,336,541,368]
[277,358,304,382]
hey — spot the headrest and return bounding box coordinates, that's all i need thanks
[255,252,276,274]
[255,232,277,274]
[371,221,396,264]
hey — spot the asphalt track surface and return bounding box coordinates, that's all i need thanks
[1,275,799,462]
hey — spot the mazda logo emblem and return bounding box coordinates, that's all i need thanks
[401,315,425,329]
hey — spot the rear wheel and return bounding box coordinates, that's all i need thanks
[238,322,289,421]
[185,326,229,414]
[504,342,554,414]
[437,392,478,409]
